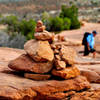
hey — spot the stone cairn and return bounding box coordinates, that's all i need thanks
[8,20,80,81]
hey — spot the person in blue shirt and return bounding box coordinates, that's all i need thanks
[84,30,97,58]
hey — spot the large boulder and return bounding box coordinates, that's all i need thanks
[8,54,53,74]
[24,40,54,62]
[60,45,76,65]
[52,66,80,79]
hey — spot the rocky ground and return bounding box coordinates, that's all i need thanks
[0,22,100,100]
[0,47,98,100]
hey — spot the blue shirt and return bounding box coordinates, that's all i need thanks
[86,33,94,49]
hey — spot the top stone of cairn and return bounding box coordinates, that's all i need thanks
[34,20,54,42]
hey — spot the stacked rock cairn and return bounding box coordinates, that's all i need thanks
[8,20,80,81]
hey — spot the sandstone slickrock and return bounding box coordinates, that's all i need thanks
[44,91,75,100]
[70,89,100,100]
[79,68,100,83]
[24,40,54,62]
[24,73,51,81]
[52,66,80,79]
[60,45,76,65]
[32,76,90,100]
[55,60,66,70]
[0,72,90,100]
[8,54,53,74]
[91,83,100,90]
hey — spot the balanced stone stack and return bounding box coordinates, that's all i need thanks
[8,20,80,81]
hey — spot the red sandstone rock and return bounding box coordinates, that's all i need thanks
[35,20,45,32]
[55,54,61,60]
[53,49,59,54]
[55,60,66,70]
[24,40,54,62]
[34,31,54,42]
[8,54,53,74]
[60,45,76,65]
[79,68,100,83]
[32,76,90,100]
[24,73,51,81]
[35,25,45,32]
[57,35,65,42]
[0,72,90,100]
[70,89,100,100]
[52,66,80,79]
[0,47,90,99]
[51,44,61,50]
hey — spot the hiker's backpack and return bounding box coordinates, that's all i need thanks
[82,32,91,45]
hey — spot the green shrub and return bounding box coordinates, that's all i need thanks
[71,16,81,29]
[42,12,51,31]
[19,19,36,40]
[63,17,71,30]
[1,16,21,33]
[60,5,81,29]
[43,16,71,32]
[3,15,18,25]
[48,17,64,31]
[1,15,36,40]
[42,18,52,31]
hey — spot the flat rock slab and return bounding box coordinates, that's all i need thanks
[8,54,53,74]
[79,67,100,83]
[24,40,54,62]
[0,47,25,62]
[75,56,100,65]
[0,72,90,100]
[78,65,100,83]
[90,83,100,90]
[52,66,80,79]
[24,73,51,81]
[78,64,100,76]
[31,76,90,100]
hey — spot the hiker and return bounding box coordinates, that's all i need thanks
[82,30,98,58]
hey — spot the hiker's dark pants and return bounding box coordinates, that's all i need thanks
[84,44,89,56]
[84,44,96,56]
